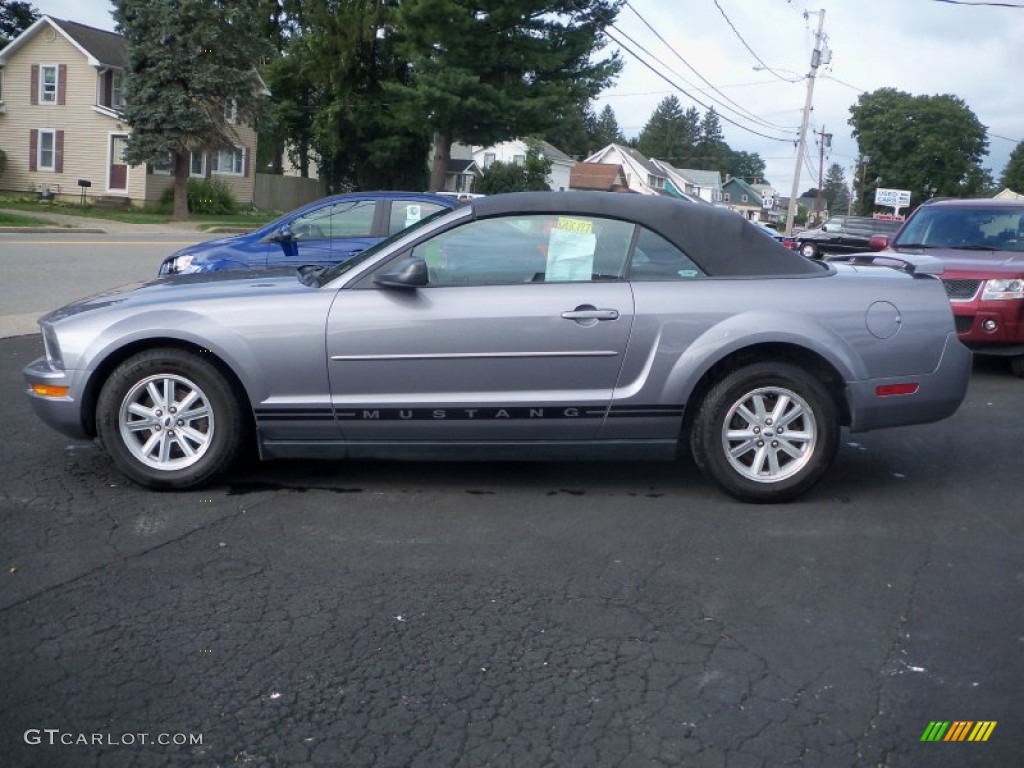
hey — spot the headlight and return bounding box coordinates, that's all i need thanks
[982,277,1024,300]
[41,323,64,370]
[161,253,198,275]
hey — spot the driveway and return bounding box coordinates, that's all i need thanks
[1,330,1020,768]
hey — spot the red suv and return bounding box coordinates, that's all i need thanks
[869,198,1024,377]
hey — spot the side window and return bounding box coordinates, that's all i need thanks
[293,201,375,241]
[406,214,635,287]
[328,200,376,238]
[629,227,705,281]
[388,201,446,235]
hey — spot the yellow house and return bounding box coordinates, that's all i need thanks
[0,16,259,207]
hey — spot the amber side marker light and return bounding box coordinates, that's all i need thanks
[876,383,920,397]
[31,384,69,397]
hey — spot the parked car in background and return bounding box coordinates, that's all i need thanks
[754,221,795,250]
[26,192,970,503]
[794,215,903,260]
[158,192,458,275]
[865,198,1024,377]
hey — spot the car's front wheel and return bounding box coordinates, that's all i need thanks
[690,362,840,503]
[96,348,245,489]
[799,242,820,259]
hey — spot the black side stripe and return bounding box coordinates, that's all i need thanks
[255,405,684,421]
[255,407,334,422]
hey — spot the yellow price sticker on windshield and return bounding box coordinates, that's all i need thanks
[556,217,593,235]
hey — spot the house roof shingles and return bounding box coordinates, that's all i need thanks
[569,163,627,191]
[50,18,126,68]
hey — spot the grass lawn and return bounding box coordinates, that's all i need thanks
[0,211,56,226]
[0,199,277,228]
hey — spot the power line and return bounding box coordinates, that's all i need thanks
[607,23,796,137]
[621,1,797,132]
[711,0,795,83]
[931,0,1024,6]
[601,26,796,143]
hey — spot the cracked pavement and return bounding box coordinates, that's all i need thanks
[1,335,1022,767]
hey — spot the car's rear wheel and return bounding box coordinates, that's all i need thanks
[799,242,819,260]
[96,348,244,489]
[1010,355,1024,378]
[690,362,840,503]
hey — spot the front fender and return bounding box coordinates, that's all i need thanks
[77,309,269,405]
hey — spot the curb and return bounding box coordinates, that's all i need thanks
[0,226,107,234]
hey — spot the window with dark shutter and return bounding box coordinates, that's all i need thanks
[57,64,67,105]
[55,130,64,173]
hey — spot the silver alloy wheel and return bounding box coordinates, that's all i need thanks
[118,373,215,470]
[800,243,817,259]
[721,385,817,483]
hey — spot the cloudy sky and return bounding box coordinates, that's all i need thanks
[33,0,1024,195]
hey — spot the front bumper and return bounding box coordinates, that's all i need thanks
[952,301,1024,355]
[23,357,92,439]
[846,331,972,433]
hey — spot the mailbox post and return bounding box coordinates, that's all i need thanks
[77,179,92,207]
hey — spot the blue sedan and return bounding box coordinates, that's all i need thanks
[158,191,458,275]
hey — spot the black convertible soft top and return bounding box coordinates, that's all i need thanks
[471,191,820,277]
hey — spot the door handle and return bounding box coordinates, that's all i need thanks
[561,308,619,321]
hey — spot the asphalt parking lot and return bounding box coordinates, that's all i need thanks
[1,328,1021,767]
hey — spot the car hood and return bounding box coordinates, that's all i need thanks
[893,246,1024,275]
[169,233,253,256]
[41,268,308,324]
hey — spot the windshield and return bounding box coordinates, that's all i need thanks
[895,206,1024,251]
[315,207,457,286]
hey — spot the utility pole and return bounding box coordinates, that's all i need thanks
[812,126,831,225]
[785,9,826,235]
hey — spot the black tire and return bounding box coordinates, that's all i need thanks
[95,348,245,489]
[1010,355,1024,378]
[799,241,819,260]
[689,362,840,503]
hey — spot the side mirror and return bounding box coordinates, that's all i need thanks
[868,235,889,251]
[373,258,429,289]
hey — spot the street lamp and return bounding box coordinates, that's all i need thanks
[752,65,804,84]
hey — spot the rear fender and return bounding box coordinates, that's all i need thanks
[660,310,865,404]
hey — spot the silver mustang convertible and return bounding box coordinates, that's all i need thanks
[24,192,971,502]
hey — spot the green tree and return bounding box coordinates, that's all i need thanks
[822,163,850,217]
[476,140,553,194]
[0,1,38,48]
[114,0,271,218]
[636,96,687,162]
[696,108,728,171]
[541,99,597,160]
[725,149,765,181]
[591,104,625,150]
[390,0,622,191]
[999,142,1024,194]
[848,88,990,214]
[291,0,431,192]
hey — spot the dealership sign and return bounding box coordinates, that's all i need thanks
[875,188,912,207]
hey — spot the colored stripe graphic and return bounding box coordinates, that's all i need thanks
[921,721,996,742]
[944,721,973,741]
[921,721,949,741]
[968,721,997,742]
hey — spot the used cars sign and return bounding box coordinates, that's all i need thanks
[875,188,912,207]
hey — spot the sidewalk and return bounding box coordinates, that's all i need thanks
[0,207,252,235]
